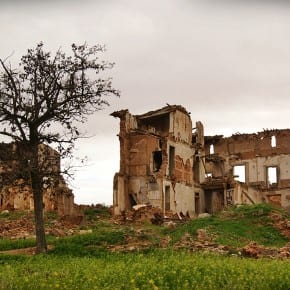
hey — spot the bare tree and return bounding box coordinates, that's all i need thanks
[0,42,119,253]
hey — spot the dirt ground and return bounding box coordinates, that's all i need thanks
[0,245,54,255]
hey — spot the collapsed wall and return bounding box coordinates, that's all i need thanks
[0,142,75,216]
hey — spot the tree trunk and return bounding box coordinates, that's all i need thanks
[30,143,47,254]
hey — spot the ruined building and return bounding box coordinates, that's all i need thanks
[0,142,75,215]
[112,105,290,216]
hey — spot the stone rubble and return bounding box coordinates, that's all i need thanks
[241,241,290,259]
[113,204,189,225]
[0,210,83,239]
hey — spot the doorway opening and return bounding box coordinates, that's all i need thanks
[164,186,170,211]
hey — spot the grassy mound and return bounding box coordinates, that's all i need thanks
[166,204,289,248]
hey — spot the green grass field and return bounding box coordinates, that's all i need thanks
[1,204,290,289]
[1,250,290,289]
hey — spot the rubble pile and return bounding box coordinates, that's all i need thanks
[0,213,35,239]
[241,242,290,259]
[45,219,81,237]
[108,234,153,252]
[173,230,230,255]
[115,205,163,224]
[114,204,188,225]
[270,212,290,238]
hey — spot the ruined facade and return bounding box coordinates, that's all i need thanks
[205,130,290,214]
[112,105,205,216]
[112,105,290,216]
[0,142,75,215]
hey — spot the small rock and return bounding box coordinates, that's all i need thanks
[132,204,147,211]
[79,229,93,235]
[66,229,74,235]
[164,221,177,229]
[197,229,209,241]
[197,213,211,219]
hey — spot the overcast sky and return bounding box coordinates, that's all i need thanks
[1,0,290,205]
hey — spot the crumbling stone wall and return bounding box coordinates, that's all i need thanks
[0,142,75,215]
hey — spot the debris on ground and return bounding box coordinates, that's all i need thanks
[270,211,290,238]
[0,211,83,239]
[113,204,189,226]
[173,230,230,255]
[1,206,290,259]
[241,241,290,259]
[107,236,152,252]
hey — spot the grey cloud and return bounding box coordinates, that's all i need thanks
[194,0,290,6]
[1,0,290,204]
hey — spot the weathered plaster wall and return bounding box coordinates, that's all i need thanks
[231,183,265,205]
[129,135,160,177]
[170,110,192,143]
[113,173,126,215]
[166,140,193,183]
[204,190,224,214]
[173,183,195,217]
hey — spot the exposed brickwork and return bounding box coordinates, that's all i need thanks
[175,156,193,185]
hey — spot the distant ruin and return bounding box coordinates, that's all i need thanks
[112,105,290,216]
[0,142,75,216]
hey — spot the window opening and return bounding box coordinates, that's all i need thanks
[169,146,175,177]
[165,186,170,211]
[267,167,278,187]
[129,193,137,207]
[153,151,162,172]
[195,192,200,214]
[233,165,246,183]
[271,136,276,147]
[210,144,214,154]
[206,172,212,178]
